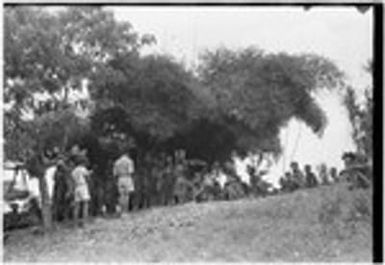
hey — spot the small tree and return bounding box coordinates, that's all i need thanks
[22,109,90,231]
[343,61,373,162]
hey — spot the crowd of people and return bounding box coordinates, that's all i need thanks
[45,147,186,226]
[279,152,371,193]
[30,144,371,229]
[42,146,244,227]
[279,162,339,193]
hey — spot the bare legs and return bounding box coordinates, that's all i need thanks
[116,193,131,215]
[73,201,89,226]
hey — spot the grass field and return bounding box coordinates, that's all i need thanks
[3,183,372,262]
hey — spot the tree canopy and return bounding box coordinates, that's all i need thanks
[4,6,153,116]
[4,6,345,166]
[89,54,204,144]
[4,6,153,160]
[186,48,342,159]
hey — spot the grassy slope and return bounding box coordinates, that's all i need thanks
[4,184,372,262]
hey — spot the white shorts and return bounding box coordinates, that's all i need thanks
[118,176,135,195]
[74,185,91,202]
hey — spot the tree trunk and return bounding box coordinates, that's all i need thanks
[38,169,53,232]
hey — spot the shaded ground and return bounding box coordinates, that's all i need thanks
[4,184,372,262]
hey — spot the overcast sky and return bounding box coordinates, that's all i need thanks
[109,5,373,90]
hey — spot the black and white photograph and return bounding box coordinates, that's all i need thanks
[3,2,381,262]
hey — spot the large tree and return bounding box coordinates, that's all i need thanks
[88,47,344,164]
[195,47,343,159]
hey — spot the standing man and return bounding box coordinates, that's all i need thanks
[330,167,339,183]
[155,155,166,206]
[304,164,318,188]
[103,160,119,215]
[173,150,190,204]
[113,150,135,215]
[162,155,175,206]
[319,163,330,185]
[290,162,305,189]
[140,153,153,209]
[71,157,92,227]
[52,158,74,222]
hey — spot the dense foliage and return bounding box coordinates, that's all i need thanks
[4,6,345,165]
[343,62,373,161]
[4,6,152,159]
[196,48,342,157]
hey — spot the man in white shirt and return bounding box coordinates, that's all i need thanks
[71,157,91,226]
[113,151,135,215]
